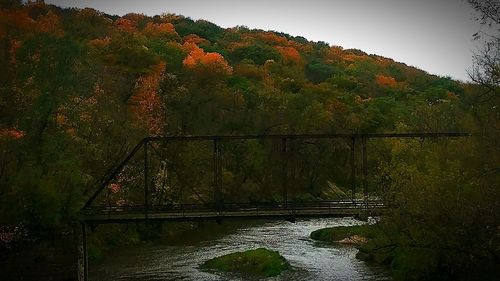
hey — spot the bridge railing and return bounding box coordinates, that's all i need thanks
[82,199,391,214]
[82,132,470,216]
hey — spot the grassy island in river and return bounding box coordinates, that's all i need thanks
[201,248,290,278]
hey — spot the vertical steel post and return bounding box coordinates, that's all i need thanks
[213,138,222,209]
[350,137,356,202]
[76,223,83,281]
[144,140,149,218]
[281,137,288,205]
[78,222,88,281]
[217,139,222,207]
[213,138,217,208]
[362,137,368,214]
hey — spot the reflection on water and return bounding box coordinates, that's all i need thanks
[91,217,390,281]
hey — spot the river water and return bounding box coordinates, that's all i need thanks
[91,217,390,281]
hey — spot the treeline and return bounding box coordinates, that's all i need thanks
[0,1,498,279]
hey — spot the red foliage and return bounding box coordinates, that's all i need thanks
[109,183,121,193]
[0,128,25,140]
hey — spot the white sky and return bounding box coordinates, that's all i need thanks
[46,0,485,81]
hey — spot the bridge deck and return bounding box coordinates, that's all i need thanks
[81,201,390,223]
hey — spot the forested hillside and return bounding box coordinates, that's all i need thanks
[0,2,498,279]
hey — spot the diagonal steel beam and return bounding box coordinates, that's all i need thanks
[83,139,146,209]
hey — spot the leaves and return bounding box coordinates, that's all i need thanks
[0,5,496,266]
[375,74,397,87]
[130,62,167,135]
[183,44,232,75]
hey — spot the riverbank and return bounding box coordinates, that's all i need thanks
[310,223,500,281]
[310,224,376,243]
[311,223,397,263]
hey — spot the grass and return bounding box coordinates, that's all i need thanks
[201,248,290,278]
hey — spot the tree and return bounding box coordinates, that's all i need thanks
[467,0,500,101]
[129,62,167,135]
[305,59,337,83]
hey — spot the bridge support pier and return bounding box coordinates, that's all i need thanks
[75,222,88,281]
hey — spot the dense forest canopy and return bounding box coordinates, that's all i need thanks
[0,1,498,279]
[0,0,489,226]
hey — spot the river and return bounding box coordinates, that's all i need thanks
[91,217,390,280]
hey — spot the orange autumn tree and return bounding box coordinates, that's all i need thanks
[342,53,369,63]
[130,62,167,135]
[257,32,289,46]
[0,8,34,38]
[115,18,136,33]
[326,46,344,63]
[182,44,232,75]
[36,10,64,36]
[375,57,393,68]
[375,74,408,91]
[376,74,397,87]
[183,34,209,45]
[275,46,302,65]
[142,22,179,38]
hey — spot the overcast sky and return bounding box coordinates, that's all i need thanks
[46,0,484,81]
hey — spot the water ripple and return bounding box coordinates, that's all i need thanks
[91,217,390,281]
